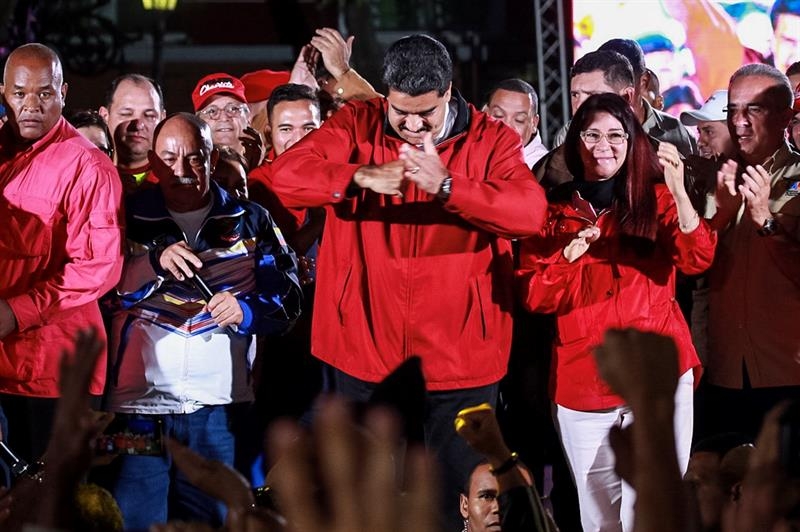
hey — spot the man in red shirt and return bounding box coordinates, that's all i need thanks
[99,73,165,194]
[273,34,546,529]
[0,43,123,462]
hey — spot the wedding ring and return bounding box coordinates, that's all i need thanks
[410,166,420,174]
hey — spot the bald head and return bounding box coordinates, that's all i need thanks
[1,43,66,142]
[151,112,218,213]
[4,43,63,86]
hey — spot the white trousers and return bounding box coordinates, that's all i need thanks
[553,370,694,532]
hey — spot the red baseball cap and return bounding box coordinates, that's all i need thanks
[240,69,291,103]
[192,73,247,111]
[794,82,800,113]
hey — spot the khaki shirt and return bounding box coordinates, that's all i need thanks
[707,143,800,388]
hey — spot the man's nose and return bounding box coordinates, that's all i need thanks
[21,93,42,111]
[405,114,424,132]
[287,130,303,149]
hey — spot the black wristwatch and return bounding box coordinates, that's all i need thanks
[436,175,452,202]
[757,217,779,237]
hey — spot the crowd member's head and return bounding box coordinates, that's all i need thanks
[381,34,452,145]
[1,43,66,143]
[786,61,800,90]
[192,73,250,151]
[684,433,754,532]
[266,83,321,157]
[680,90,734,160]
[212,145,248,199]
[787,62,800,150]
[99,73,165,169]
[727,63,794,166]
[569,50,635,114]
[770,0,800,75]
[68,109,114,158]
[644,68,663,111]
[485,78,540,146]
[460,462,502,532]
[598,38,647,109]
[150,113,218,213]
[791,82,800,150]
[564,92,660,241]
[241,69,291,137]
[662,82,703,117]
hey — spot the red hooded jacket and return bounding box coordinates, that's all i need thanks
[517,184,716,410]
[273,95,547,390]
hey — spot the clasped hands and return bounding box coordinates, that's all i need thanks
[716,159,772,226]
[353,132,448,198]
[563,225,601,263]
[158,242,243,328]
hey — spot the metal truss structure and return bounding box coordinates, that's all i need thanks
[533,0,571,146]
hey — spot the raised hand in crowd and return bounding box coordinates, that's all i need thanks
[594,329,689,532]
[240,125,266,171]
[289,44,320,91]
[657,141,700,233]
[455,403,559,532]
[267,397,439,532]
[737,163,773,227]
[721,402,800,532]
[711,159,743,231]
[310,28,354,80]
[455,403,528,490]
[166,437,256,515]
[1,327,107,531]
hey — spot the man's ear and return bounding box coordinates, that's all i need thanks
[98,106,110,123]
[729,481,743,502]
[209,147,220,172]
[620,87,636,106]
[459,493,469,519]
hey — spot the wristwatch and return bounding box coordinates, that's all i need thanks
[757,217,779,237]
[436,175,452,202]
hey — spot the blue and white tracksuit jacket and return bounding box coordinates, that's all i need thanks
[107,183,302,414]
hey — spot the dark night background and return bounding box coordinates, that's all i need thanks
[0,0,572,137]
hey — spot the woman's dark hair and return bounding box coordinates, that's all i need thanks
[564,93,661,241]
[67,109,114,158]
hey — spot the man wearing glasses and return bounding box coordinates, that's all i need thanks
[702,64,800,440]
[192,73,263,171]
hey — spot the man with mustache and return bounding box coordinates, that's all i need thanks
[101,113,301,530]
[0,43,123,463]
[272,33,547,530]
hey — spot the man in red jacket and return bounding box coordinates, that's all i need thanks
[272,34,547,528]
[0,43,123,463]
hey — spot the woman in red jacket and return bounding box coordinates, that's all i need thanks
[517,93,716,532]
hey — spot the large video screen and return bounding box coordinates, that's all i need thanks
[573,0,800,115]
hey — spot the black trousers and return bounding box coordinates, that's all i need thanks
[321,362,499,532]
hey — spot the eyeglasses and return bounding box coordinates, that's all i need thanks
[580,129,628,145]
[724,104,772,118]
[197,103,248,120]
